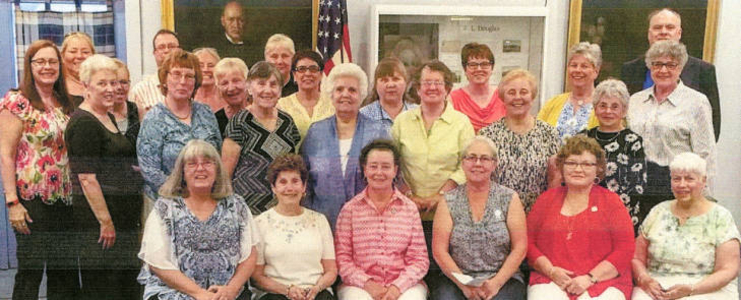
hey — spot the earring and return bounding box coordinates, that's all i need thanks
[593,177,601,184]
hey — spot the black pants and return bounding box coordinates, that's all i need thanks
[12,199,78,300]
[259,289,335,300]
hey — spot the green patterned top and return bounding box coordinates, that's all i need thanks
[641,200,740,278]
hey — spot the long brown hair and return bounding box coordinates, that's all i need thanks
[362,57,410,107]
[20,40,73,114]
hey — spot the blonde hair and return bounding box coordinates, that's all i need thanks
[79,54,118,85]
[567,42,602,69]
[62,31,96,56]
[215,58,249,82]
[497,69,538,99]
[112,58,129,80]
[158,140,233,199]
[264,34,295,56]
[193,47,221,62]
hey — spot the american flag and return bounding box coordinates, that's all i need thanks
[317,0,352,75]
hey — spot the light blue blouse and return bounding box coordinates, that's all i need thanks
[137,101,222,199]
[301,114,389,228]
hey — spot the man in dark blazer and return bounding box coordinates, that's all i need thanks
[621,8,720,141]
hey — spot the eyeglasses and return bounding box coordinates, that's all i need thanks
[185,160,215,170]
[155,43,180,51]
[169,71,196,82]
[650,62,679,71]
[31,59,59,68]
[465,61,493,69]
[595,103,623,112]
[463,155,495,164]
[295,65,321,73]
[420,80,445,87]
[563,161,598,169]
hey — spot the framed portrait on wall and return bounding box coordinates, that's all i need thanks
[161,0,316,68]
[567,0,719,81]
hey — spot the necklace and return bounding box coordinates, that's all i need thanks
[166,101,192,120]
[566,216,575,240]
[593,129,621,144]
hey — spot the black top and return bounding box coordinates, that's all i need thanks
[65,109,143,227]
[281,75,298,97]
[215,108,229,137]
[122,100,141,146]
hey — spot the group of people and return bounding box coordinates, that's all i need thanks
[1,6,737,300]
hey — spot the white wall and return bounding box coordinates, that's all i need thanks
[128,0,740,220]
[714,0,741,229]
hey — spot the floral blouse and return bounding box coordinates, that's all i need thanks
[641,201,741,278]
[138,194,257,300]
[1,91,71,204]
[583,128,647,230]
[556,101,592,139]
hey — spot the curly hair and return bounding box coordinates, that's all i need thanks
[556,135,607,179]
[267,154,308,186]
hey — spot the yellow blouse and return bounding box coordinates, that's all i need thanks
[277,93,335,146]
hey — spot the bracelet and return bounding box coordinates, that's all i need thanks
[688,284,695,296]
[285,284,293,295]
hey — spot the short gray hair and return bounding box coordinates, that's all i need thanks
[79,54,118,84]
[593,78,630,110]
[461,136,499,159]
[323,63,369,101]
[669,152,707,178]
[193,47,221,62]
[645,40,688,70]
[264,34,295,56]
[159,140,233,199]
[214,57,248,82]
[567,42,602,69]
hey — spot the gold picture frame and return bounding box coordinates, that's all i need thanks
[160,0,319,66]
[567,0,719,80]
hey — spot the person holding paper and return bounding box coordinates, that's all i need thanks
[431,136,527,300]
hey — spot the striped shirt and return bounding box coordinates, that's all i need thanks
[334,188,429,293]
[130,73,165,111]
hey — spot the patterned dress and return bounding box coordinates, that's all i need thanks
[138,195,256,300]
[478,119,560,212]
[224,110,300,214]
[446,183,523,282]
[582,128,646,230]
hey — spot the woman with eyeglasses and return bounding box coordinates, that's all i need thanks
[581,79,646,233]
[61,31,95,106]
[527,135,634,300]
[431,136,527,300]
[0,39,77,299]
[111,59,143,142]
[538,42,601,139]
[478,69,560,213]
[277,50,335,145]
[450,43,505,132]
[627,40,715,223]
[137,49,222,218]
[391,60,474,276]
[139,140,257,300]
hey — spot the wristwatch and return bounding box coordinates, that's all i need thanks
[588,273,598,284]
[5,198,19,208]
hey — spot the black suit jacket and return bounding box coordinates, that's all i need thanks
[621,55,720,141]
